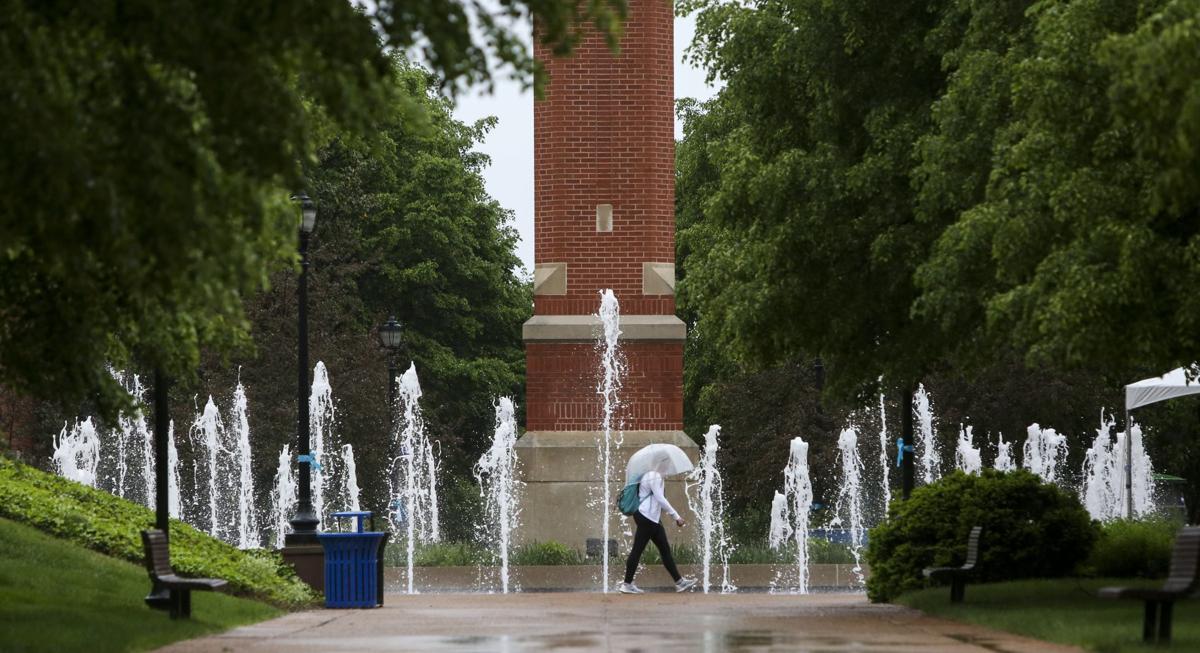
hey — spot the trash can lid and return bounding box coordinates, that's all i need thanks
[332,511,373,533]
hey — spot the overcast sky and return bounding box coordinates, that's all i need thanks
[450,11,721,274]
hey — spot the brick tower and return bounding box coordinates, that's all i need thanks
[516,0,695,550]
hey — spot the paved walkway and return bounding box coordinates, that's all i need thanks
[158,593,1081,653]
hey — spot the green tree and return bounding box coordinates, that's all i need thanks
[0,0,621,414]
[679,0,1199,389]
[677,0,973,397]
[193,60,530,538]
[914,0,1200,376]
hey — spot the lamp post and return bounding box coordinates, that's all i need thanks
[377,316,403,416]
[377,316,403,504]
[144,368,173,609]
[287,192,319,544]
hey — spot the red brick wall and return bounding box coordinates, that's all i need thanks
[533,0,675,316]
[526,342,683,431]
[526,0,683,433]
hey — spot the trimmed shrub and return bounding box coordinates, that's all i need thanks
[511,540,584,565]
[405,541,484,567]
[1086,518,1178,578]
[865,470,1099,602]
[0,455,316,606]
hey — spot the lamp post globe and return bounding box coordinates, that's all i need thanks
[295,192,317,234]
[378,316,403,413]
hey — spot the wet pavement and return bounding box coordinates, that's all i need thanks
[156,593,1081,652]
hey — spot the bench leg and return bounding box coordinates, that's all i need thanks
[950,578,965,603]
[169,589,182,620]
[1143,600,1157,643]
[1158,601,1173,645]
[181,590,192,619]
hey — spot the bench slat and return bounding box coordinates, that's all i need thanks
[141,529,225,591]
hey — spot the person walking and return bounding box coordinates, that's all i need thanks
[619,458,697,594]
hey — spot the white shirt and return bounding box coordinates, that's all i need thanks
[638,470,680,524]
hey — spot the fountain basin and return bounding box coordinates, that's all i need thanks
[383,563,869,593]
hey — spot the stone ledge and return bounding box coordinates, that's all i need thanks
[384,564,870,592]
[522,315,686,342]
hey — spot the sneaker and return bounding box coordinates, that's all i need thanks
[618,582,644,594]
[675,577,698,593]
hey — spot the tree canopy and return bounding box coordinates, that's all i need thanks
[677,0,1200,393]
[0,0,620,413]
[196,59,530,538]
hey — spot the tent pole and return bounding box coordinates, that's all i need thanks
[1125,408,1133,519]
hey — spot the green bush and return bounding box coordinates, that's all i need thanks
[511,540,584,566]
[865,470,1099,603]
[0,455,316,607]
[407,541,484,567]
[725,540,855,564]
[1086,518,1178,578]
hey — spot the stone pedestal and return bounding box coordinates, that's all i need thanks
[515,430,698,550]
[280,541,324,592]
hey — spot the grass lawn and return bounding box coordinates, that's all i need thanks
[0,517,282,653]
[897,578,1200,652]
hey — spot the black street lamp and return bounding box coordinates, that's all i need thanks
[287,192,319,544]
[377,316,403,415]
[144,368,173,609]
[377,316,403,523]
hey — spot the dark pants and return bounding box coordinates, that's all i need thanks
[624,512,681,584]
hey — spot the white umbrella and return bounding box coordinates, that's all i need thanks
[625,443,694,487]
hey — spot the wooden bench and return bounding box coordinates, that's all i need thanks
[923,526,982,603]
[1099,526,1200,645]
[141,529,227,619]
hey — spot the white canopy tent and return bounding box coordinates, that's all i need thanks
[1121,366,1200,517]
[1125,366,1200,411]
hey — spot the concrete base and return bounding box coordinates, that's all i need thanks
[280,543,325,593]
[515,430,699,550]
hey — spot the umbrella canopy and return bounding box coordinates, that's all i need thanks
[625,443,694,487]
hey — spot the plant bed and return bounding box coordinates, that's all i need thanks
[0,455,315,607]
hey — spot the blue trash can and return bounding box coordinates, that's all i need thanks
[319,511,387,608]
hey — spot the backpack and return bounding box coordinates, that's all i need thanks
[617,481,642,516]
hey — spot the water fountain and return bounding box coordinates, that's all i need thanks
[595,288,624,594]
[189,396,227,539]
[877,393,891,513]
[272,444,297,548]
[475,397,521,593]
[167,421,181,518]
[309,361,337,526]
[231,380,259,548]
[389,362,441,594]
[914,384,940,484]
[1023,423,1068,484]
[830,427,865,585]
[1120,422,1156,518]
[52,417,101,488]
[114,370,155,508]
[686,425,735,594]
[955,424,982,475]
[1080,413,1155,520]
[768,437,814,593]
[341,444,361,513]
[994,433,1016,472]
